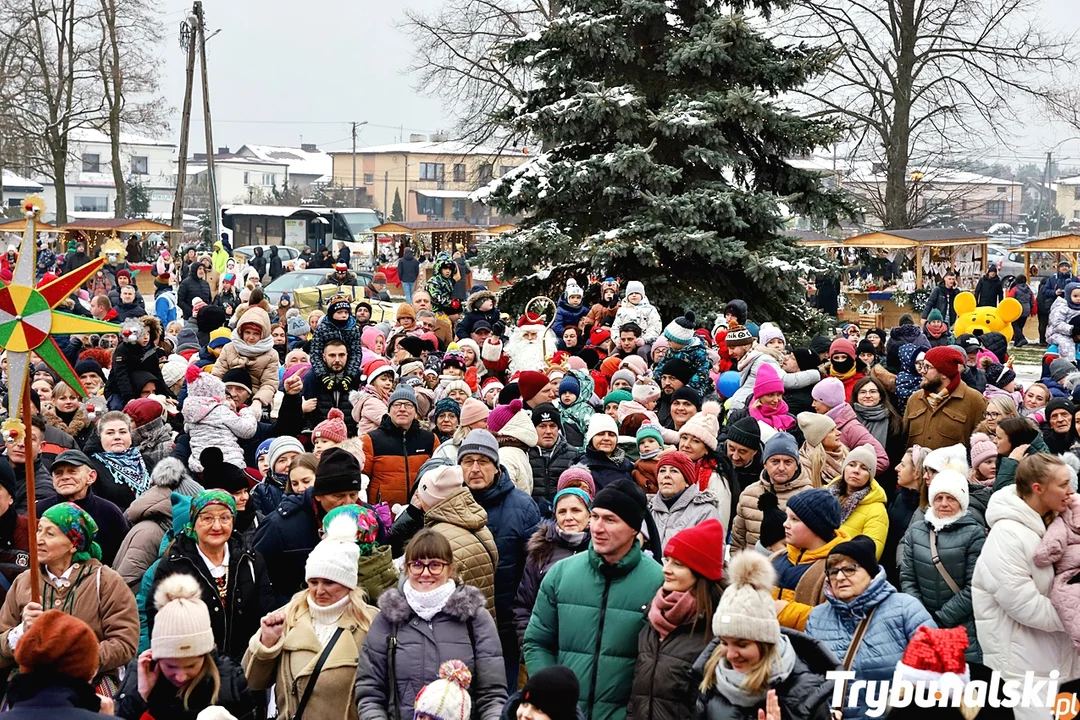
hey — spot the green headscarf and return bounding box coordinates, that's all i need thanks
[184,490,237,539]
[41,503,102,563]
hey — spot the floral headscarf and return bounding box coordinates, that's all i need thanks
[184,490,237,539]
[41,503,102,563]
[322,503,380,556]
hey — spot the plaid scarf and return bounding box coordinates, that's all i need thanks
[827,481,873,522]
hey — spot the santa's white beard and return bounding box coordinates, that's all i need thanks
[506,328,554,375]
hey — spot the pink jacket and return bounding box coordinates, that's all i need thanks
[825,403,889,474]
[351,388,389,436]
[1034,494,1080,652]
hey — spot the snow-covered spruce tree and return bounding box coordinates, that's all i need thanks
[475,0,851,326]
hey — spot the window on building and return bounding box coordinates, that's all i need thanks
[419,163,445,181]
[364,173,374,185]
[130,156,148,175]
[499,165,514,178]
[1073,186,1080,201]
[451,199,467,219]
[243,171,250,184]
[986,200,1007,216]
[477,164,493,183]
[82,154,100,173]
[7,199,20,208]
[453,164,466,182]
[262,173,274,186]
[417,195,443,218]
[74,196,109,212]
[997,186,1007,193]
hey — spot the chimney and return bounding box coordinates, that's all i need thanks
[409,134,428,143]
[217,146,230,155]
[430,132,448,142]
[301,143,317,152]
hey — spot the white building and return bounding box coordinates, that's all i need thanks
[234,144,331,192]
[36,128,177,221]
[1,170,44,209]
[185,153,289,207]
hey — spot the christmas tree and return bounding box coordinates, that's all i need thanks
[391,189,404,222]
[476,0,851,326]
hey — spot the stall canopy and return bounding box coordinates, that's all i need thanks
[0,218,58,232]
[1018,234,1080,253]
[372,220,481,255]
[835,229,989,285]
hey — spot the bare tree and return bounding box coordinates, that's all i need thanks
[778,0,1076,228]
[402,0,560,144]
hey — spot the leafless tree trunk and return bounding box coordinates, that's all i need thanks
[99,0,124,216]
[776,0,1076,228]
[403,0,560,144]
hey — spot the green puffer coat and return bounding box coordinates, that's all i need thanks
[357,545,399,603]
[899,510,986,662]
[523,543,663,720]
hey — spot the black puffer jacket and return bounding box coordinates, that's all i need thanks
[528,438,577,513]
[693,629,839,720]
[512,521,589,644]
[252,487,322,606]
[575,447,634,490]
[176,266,211,319]
[146,534,274,662]
[900,511,986,662]
[116,651,255,720]
[628,606,713,720]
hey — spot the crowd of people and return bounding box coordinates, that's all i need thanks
[2,245,1080,720]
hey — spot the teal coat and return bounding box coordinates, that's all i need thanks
[523,543,663,720]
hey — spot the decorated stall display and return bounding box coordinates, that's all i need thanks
[0,196,119,603]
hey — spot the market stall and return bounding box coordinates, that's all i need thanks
[58,218,181,295]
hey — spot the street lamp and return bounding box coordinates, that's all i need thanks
[910,171,924,224]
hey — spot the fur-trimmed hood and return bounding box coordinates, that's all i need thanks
[148,456,194,489]
[141,314,164,345]
[376,583,487,624]
[467,289,497,313]
[527,520,590,568]
[42,405,92,437]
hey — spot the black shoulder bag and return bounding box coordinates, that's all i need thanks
[292,626,344,720]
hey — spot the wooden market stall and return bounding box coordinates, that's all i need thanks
[372,220,481,292]
[829,229,990,327]
[59,218,182,294]
[1016,234,1080,278]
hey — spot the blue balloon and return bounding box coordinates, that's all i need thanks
[716,370,741,399]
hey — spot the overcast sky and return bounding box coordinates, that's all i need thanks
[158,0,1080,163]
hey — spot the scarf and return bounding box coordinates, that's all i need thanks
[230,334,275,358]
[925,386,951,412]
[827,480,873,522]
[749,399,795,431]
[639,447,662,461]
[647,588,697,641]
[713,634,796,707]
[969,468,994,487]
[92,448,150,497]
[695,457,717,492]
[925,322,949,339]
[403,579,456,621]
[307,594,350,647]
[925,506,968,533]
[831,357,856,377]
[555,527,587,547]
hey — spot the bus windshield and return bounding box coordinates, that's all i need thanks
[336,211,379,237]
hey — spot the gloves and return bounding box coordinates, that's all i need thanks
[321,374,336,392]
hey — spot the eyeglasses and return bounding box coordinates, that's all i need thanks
[406,560,449,576]
[390,402,414,411]
[826,565,861,580]
[983,411,1003,420]
[196,514,234,527]
[915,361,930,372]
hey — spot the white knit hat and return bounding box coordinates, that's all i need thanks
[928,469,970,512]
[713,551,780,644]
[413,660,473,720]
[923,443,968,475]
[585,413,619,446]
[632,379,661,403]
[305,514,360,590]
[625,280,645,297]
[843,444,878,479]
[152,574,215,658]
[758,322,786,347]
[797,411,835,448]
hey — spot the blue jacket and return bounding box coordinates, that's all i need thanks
[806,569,935,689]
[472,467,541,641]
[553,298,589,336]
[252,487,323,606]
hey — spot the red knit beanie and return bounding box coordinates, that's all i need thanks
[664,518,725,581]
[517,370,550,402]
[16,609,99,682]
[655,450,698,488]
[924,346,964,380]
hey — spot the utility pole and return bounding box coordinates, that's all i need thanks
[195,1,219,245]
[171,9,198,232]
[1037,150,1052,239]
[351,121,357,207]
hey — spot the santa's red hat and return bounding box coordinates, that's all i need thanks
[517,311,545,328]
[894,626,970,685]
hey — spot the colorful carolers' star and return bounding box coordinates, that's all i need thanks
[1,195,119,423]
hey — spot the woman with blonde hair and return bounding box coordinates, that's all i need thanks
[978,394,1019,436]
[796,412,848,488]
[41,381,95,448]
[883,445,929,585]
[694,551,838,719]
[117,573,254,720]
[244,514,378,720]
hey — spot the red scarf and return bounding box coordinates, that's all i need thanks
[647,588,698,641]
[695,457,717,492]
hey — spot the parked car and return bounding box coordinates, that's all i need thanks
[263,269,373,307]
[988,245,1029,284]
[232,245,301,266]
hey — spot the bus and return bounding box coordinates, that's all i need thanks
[220,205,380,252]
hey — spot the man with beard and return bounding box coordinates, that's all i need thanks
[654,358,694,427]
[902,346,986,450]
[301,339,357,434]
[505,313,556,376]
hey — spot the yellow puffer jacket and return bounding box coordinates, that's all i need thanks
[771,529,852,630]
[424,487,499,619]
[825,477,889,559]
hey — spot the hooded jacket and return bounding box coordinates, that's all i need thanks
[268,245,284,279]
[731,466,813,551]
[900,509,985,662]
[975,272,1004,307]
[611,297,662,344]
[973,485,1080,681]
[310,309,365,384]
[554,296,590,337]
[456,289,502,339]
[113,485,175,590]
[512,521,590,644]
[176,265,211,319]
[354,584,508,720]
[424,486,499,615]
[396,248,420,283]
[496,409,539,495]
[181,390,258,474]
[523,544,664,720]
[211,306,281,406]
[1034,494,1080,653]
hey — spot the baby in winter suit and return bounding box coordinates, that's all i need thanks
[1047,281,1080,363]
[1034,492,1080,652]
[309,294,365,389]
[182,364,258,473]
[211,306,280,415]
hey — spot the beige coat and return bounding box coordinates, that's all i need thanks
[243,598,374,720]
[212,306,281,406]
[0,559,139,678]
[424,487,499,618]
[903,380,987,451]
[730,468,814,551]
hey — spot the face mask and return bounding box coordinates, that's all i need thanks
[832,357,855,374]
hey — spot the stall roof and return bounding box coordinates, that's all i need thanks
[59,218,179,233]
[840,229,988,248]
[373,221,480,233]
[0,218,57,231]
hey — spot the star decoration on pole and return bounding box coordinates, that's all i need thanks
[1,195,120,438]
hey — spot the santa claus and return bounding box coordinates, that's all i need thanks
[501,311,556,376]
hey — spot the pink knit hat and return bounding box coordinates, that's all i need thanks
[488,398,522,434]
[678,405,720,451]
[567,356,587,371]
[361,326,385,352]
[620,355,648,377]
[829,338,857,359]
[969,432,996,470]
[557,466,596,496]
[811,377,846,409]
[313,408,348,444]
[459,398,490,427]
[752,363,785,399]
